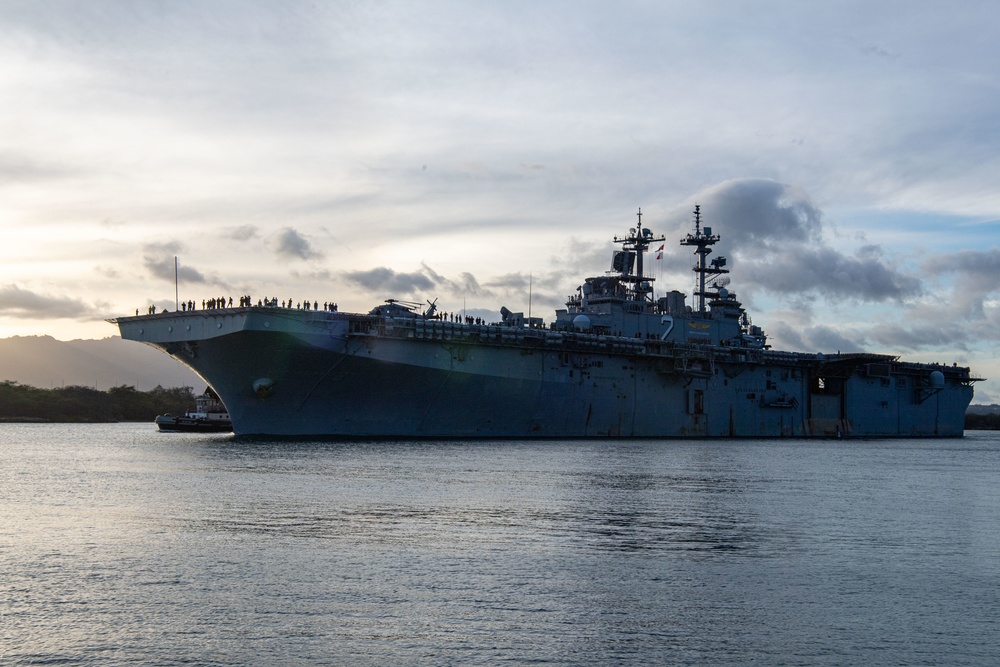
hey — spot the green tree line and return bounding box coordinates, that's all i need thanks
[964,412,1000,430]
[1,378,995,429]
[0,381,196,422]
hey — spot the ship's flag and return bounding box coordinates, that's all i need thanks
[656,252,662,260]
[656,244,664,252]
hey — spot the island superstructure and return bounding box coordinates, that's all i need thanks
[110,207,978,437]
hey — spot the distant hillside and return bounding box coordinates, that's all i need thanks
[0,336,202,391]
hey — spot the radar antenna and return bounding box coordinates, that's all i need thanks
[680,205,728,314]
[711,276,731,289]
[611,207,666,303]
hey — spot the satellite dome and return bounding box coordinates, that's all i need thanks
[573,315,591,332]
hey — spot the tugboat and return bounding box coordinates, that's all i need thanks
[155,387,232,432]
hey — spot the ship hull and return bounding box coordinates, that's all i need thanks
[114,308,974,438]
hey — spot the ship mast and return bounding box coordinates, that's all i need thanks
[680,205,728,314]
[612,208,666,303]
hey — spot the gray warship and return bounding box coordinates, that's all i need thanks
[111,206,978,437]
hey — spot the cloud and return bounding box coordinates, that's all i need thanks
[767,321,865,354]
[273,227,322,260]
[742,246,922,301]
[865,322,971,351]
[860,43,899,61]
[291,269,333,281]
[685,178,823,246]
[921,248,1000,318]
[803,326,865,353]
[341,263,546,306]
[343,267,435,294]
[343,261,512,300]
[484,273,529,291]
[923,247,1000,292]
[924,248,1000,274]
[0,284,93,319]
[145,241,183,255]
[672,178,922,302]
[768,324,808,351]
[94,265,120,279]
[226,224,259,241]
[142,255,208,284]
[546,237,618,292]
[421,264,492,297]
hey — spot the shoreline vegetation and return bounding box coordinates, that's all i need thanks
[0,381,195,423]
[1,378,997,430]
[965,412,1000,430]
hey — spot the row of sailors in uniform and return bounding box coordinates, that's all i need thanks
[144,298,340,315]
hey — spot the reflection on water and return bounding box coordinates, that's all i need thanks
[161,437,778,556]
[2,424,1000,666]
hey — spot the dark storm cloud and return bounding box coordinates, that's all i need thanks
[0,284,92,319]
[691,179,823,246]
[274,227,322,260]
[676,179,922,302]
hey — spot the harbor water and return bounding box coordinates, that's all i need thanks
[2,423,999,665]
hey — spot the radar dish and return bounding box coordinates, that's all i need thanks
[711,276,731,288]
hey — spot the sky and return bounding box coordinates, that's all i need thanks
[2,0,1000,401]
